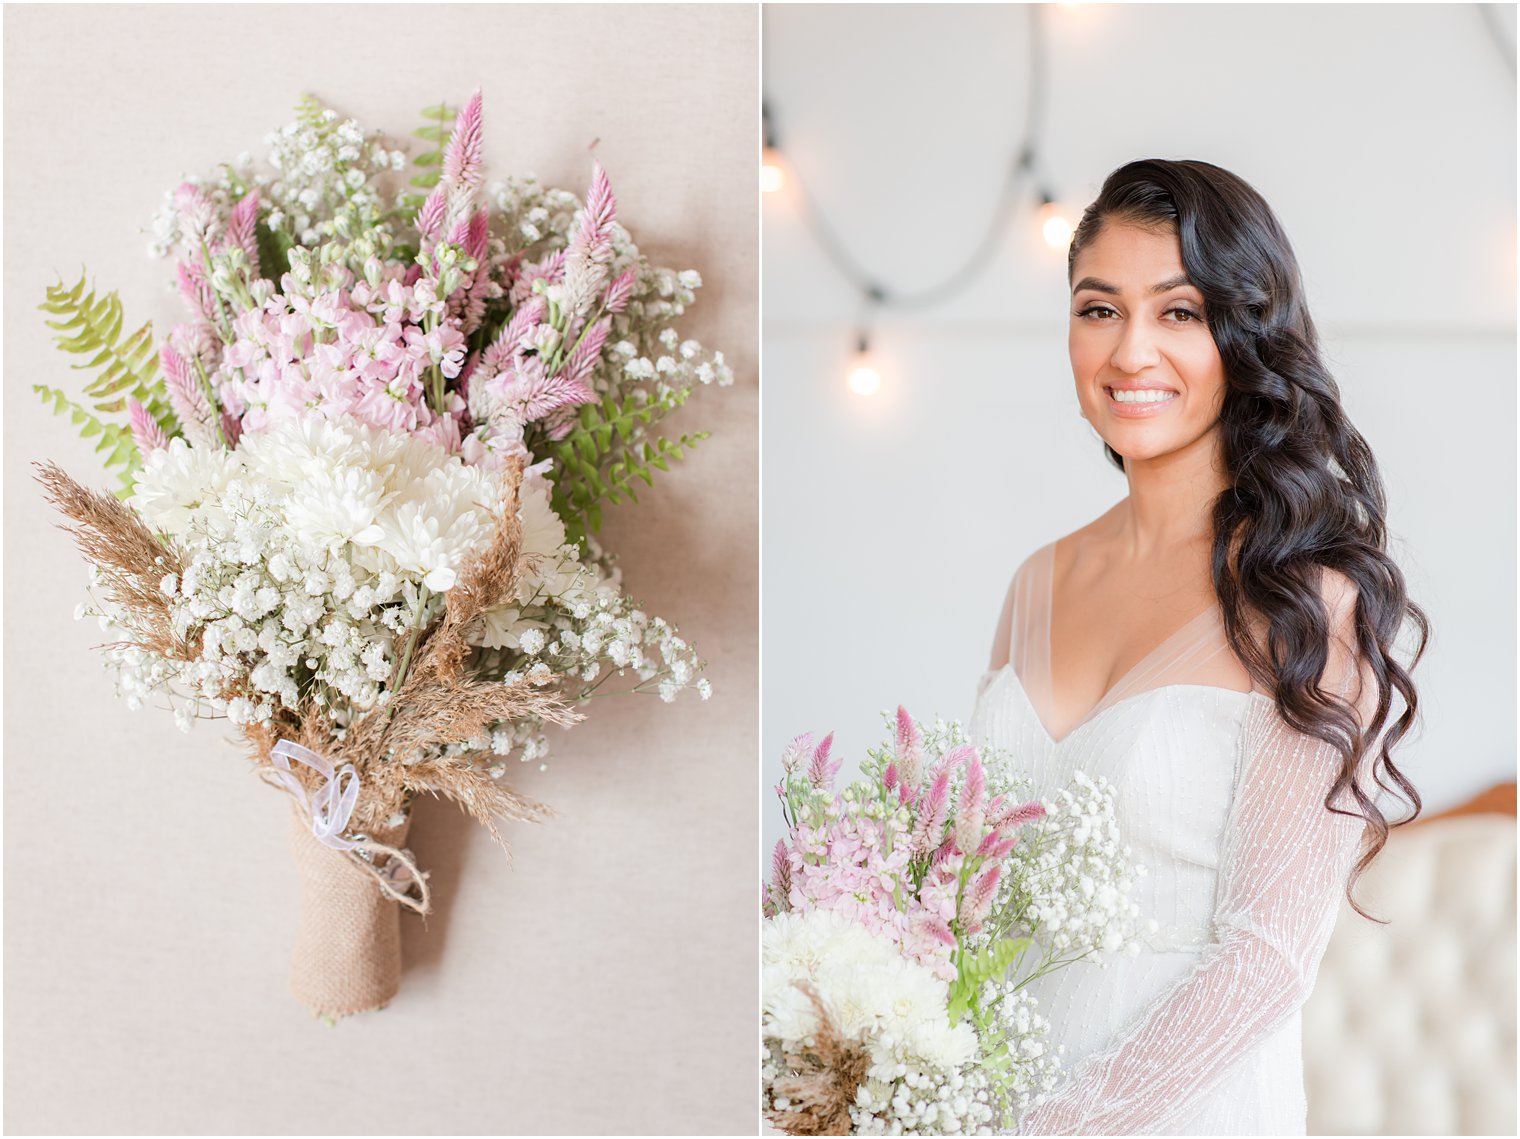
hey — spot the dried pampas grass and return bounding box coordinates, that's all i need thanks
[38,455,583,863]
[766,984,872,1137]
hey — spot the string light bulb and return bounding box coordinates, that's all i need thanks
[846,332,880,396]
[762,102,786,194]
[1038,190,1074,249]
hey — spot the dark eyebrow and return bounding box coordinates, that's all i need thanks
[1072,273,1195,296]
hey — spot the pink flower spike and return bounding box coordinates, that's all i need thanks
[465,209,490,264]
[602,267,636,314]
[226,190,261,276]
[444,217,471,250]
[912,771,951,855]
[442,89,484,193]
[175,261,215,321]
[932,744,976,782]
[913,913,957,948]
[561,316,610,387]
[989,799,1048,830]
[882,763,898,793]
[127,398,169,453]
[770,839,792,906]
[981,835,1017,862]
[806,732,838,790]
[416,185,447,244]
[899,782,916,806]
[958,759,985,817]
[964,863,1002,928]
[159,344,216,445]
[895,706,924,789]
[482,296,547,374]
[573,162,617,254]
[779,731,814,775]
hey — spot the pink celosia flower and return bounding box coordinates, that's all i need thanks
[962,863,1002,934]
[954,757,986,854]
[806,732,838,790]
[912,770,951,856]
[779,731,814,775]
[895,705,924,789]
[224,190,261,276]
[603,268,637,314]
[159,344,217,446]
[562,317,611,388]
[442,89,484,194]
[127,398,169,453]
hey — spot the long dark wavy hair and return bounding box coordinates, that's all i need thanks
[1067,159,1429,917]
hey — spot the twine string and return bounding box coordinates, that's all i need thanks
[261,739,431,916]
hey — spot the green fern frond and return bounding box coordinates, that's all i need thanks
[545,386,712,550]
[41,272,173,423]
[948,936,1031,1023]
[33,383,143,497]
[400,102,457,212]
[37,272,179,493]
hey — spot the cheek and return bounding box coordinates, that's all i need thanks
[1068,326,1105,377]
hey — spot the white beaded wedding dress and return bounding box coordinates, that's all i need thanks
[969,541,1376,1136]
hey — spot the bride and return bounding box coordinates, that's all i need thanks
[971,159,1428,1136]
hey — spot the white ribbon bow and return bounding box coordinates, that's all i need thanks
[268,739,361,851]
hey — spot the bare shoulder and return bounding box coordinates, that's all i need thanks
[1049,500,1129,575]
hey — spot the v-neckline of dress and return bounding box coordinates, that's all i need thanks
[1032,540,1225,745]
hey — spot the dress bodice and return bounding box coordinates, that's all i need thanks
[968,542,1373,1136]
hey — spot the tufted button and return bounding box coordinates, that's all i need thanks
[1305,815,1516,1136]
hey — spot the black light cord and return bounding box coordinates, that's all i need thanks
[1476,2,1517,78]
[767,5,1051,324]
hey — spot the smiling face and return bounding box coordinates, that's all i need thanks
[1068,220,1228,469]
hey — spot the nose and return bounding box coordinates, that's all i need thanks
[1109,315,1161,375]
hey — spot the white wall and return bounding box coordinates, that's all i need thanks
[762,3,1517,857]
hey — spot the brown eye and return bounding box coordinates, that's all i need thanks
[1169,307,1203,324]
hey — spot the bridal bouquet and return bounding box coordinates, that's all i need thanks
[36,91,728,1019]
[762,710,1147,1135]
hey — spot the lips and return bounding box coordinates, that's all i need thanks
[1102,383,1179,415]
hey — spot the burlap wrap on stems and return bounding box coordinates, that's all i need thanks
[286,804,422,1019]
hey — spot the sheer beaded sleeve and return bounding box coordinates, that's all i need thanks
[1015,574,1379,1136]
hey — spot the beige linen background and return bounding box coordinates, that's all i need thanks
[3,5,758,1135]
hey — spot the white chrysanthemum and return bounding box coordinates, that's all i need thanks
[370,470,495,592]
[132,438,239,533]
[283,464,390,551]
[237,413,371,486]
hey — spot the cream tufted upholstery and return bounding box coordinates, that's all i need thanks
[1303,813,1517,1135]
